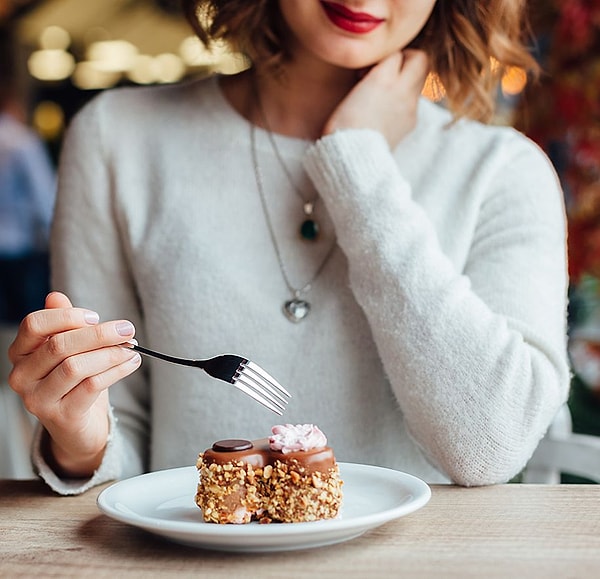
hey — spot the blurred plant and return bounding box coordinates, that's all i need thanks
[515,1,600,394]
[516,0,600,284]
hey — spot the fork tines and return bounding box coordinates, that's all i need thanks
[233,360,292,415]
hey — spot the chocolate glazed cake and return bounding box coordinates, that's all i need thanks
[195,425,343,524]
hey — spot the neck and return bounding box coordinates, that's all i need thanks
[222,59,358,141]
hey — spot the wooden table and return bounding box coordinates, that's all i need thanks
[1,480,599,578]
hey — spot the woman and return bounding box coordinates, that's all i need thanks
[8,0,569,494]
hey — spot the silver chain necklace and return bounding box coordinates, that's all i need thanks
[253,81,320,242]
[250,124,337,322]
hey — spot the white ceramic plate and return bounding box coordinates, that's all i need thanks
[97,462,431,552]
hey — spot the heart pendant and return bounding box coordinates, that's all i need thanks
[283,298,310,322]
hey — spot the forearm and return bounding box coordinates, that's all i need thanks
[304,128,570,485]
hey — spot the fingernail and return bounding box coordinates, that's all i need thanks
[128,352,142,365]
[85,311,100,325]
[116,321,135,336]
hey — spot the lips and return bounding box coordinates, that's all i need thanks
[321,1,385,34]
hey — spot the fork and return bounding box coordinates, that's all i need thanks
[130,344,291,415]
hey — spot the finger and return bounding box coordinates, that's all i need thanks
[23,345,142,415]
[365,50,404,82]
[59,350,142,417]
[400,49,430,87]
[10,306,101,361]
[24,319,137,382]
[45,291,73,310]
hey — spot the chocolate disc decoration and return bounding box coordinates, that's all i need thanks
[212,439,253,452]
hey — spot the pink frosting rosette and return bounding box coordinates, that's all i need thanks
[269,424,327,453]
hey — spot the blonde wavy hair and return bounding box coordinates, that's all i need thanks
[181,0,539,122]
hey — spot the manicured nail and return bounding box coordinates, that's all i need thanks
[84,311,100,325]
[128,353,142,365]
[116,321,135,336]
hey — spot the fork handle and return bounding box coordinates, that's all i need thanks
[131,344,204,368]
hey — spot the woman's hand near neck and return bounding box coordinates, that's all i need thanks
[324,49,429,149]
[221,34,428,150]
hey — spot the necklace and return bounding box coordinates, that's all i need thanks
[250,124,337,322]
[253,81,320,242]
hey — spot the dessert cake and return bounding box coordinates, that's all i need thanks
[195,424,343,524]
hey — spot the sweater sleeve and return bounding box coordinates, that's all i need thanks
[32,406,123,494]
[33,94,150,494]
[304,127,570,486]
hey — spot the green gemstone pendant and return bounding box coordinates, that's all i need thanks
[300,219,319,241]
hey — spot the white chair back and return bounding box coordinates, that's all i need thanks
[523,404,600,484]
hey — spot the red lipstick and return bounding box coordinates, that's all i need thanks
[321,2,385,34]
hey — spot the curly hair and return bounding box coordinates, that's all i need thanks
[181,0,539,122]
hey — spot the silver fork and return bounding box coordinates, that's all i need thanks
[130,344,291,415]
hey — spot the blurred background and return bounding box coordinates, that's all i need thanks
[0,0,599,478]
[0,0,249,164]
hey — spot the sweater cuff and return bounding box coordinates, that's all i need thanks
[304,128,404,204]
[32,406,122,495]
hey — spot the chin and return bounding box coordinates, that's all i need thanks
[325,53,393,71]
[309,35,411,70]
[315,46,386,70]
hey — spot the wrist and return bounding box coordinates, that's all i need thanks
[41,429,107,479]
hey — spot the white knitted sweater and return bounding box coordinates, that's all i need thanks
[36,76,570,493]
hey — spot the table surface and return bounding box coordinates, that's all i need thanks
[1,479,599,578]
